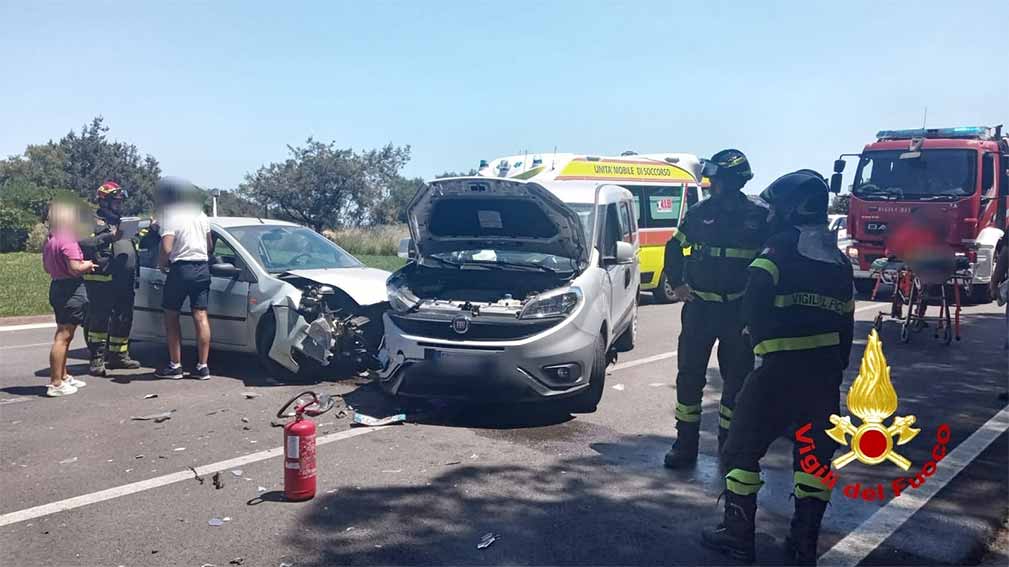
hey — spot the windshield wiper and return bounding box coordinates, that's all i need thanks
[855,185,904,200]
[911,194,962,202]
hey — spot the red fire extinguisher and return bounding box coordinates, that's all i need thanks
[276,391,335,501]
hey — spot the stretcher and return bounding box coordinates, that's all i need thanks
[868,256,972,345]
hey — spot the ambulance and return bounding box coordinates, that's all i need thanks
[477,152,708,302]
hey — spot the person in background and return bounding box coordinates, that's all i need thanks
[991,231,1008,352]
[153,177,214,380]
[42,199,95,397]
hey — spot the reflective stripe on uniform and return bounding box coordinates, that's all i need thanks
[692,289,746,302]
[719,403,734,428]
[701,246,760,260]
[749,258,780,285]
[753,332,841,355]
[108,337,129,352]
[83,273,112,282]
[673,230,690,247]
[794,471,832,501]
[87,331,108,341]
[675,402,702,423]
[774,293,854,315]
[725,468,764,496]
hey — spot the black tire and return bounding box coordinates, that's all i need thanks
[653,273,677,304]
[854,279,875,295]
[566,334,607,414]
[614,299,638,353]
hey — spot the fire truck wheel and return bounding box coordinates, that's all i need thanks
[970,284,992,305]
[854,279,875,295]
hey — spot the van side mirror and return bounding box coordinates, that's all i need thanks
[615,241,634,265]
[398,237,415,260]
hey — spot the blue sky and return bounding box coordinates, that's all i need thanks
[2,1,1006,193]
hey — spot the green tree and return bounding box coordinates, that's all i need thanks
[240,139,411,231]
[829,193,850,215]
[0,117,161,215]
[372,176,425,225]
[212,189,262,217]
[436,169,479,178]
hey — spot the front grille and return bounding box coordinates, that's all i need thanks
[640,272,654,284]
[390,313,563,341]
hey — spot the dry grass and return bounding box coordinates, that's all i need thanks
[324,225,407,257]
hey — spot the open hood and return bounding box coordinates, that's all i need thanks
[284,267,390,306]
[408,177,588,264]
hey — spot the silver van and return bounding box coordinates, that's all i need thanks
[379,177,639,412]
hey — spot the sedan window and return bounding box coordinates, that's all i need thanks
[226,225,362,273]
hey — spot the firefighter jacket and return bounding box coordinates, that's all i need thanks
[743,226,855,372]
[79,220,139,286]
[664,191,770,302]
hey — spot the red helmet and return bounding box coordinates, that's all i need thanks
[96,181,127,201]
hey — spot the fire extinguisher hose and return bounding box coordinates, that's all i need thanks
[276,391,337,419]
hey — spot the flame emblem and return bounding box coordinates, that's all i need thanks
[826,330,920,470]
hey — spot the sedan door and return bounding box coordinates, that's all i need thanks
[131,230,166,340]
[179,231,252,347]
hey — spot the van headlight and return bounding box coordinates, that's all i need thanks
[387,283,419,313]
[519,287,582,319]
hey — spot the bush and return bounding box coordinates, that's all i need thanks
[325,225,407,257]
[25,222,48,253]
[0,204,36,252]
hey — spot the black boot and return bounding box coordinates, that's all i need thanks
[785,498,828,565]
[701,491,757,563]
[106,353,141,370]
[89,354,106,377]
[664,422,699,469]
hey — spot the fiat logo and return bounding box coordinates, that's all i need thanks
[451,316,470,334]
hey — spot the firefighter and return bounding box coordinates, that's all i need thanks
[663,149,770,468]
[701,170,855,565]
[80,182,141,376]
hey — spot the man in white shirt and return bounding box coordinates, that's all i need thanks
[153,178,214,380]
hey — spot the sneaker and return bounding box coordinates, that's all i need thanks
[155,364,184,379]
[47,382,78,397]
[193,365,211,381]
[64,375,87,388]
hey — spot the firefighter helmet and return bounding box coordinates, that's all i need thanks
[701,149,753,189]
[96,181,127,201]
[759,169,830,226]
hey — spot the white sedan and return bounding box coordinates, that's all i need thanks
[127,217,390,375]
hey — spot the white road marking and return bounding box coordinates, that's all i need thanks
[0,425,386,528]
[0,397,32,406]
[0,322,56,333]
[819,405,1009,566]
[612,351,677,371]
[0,341,52,351]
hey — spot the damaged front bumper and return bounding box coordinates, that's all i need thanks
[377,312,597,402]
[268,294,386,374]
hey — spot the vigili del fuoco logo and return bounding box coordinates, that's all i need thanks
[794,330,952,502]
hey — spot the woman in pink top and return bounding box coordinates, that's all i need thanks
[42,201,96,397]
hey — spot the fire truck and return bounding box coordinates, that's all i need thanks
[829,126,1009,299]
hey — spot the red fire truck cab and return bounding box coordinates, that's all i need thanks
[830,126,1009,298]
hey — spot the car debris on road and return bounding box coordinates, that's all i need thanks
[352,412,406,427]
[477,532,499,549]
[130,410,175,422]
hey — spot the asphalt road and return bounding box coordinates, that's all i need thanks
[1,294,1006,566]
